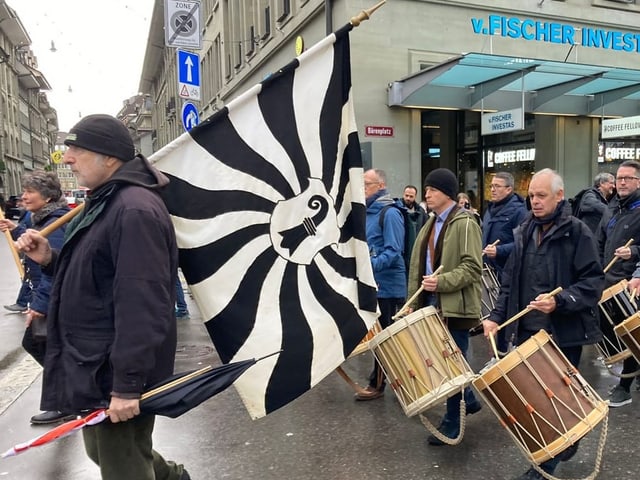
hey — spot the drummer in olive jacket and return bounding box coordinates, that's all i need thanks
[483,169,604,480]
[407,168,483,446]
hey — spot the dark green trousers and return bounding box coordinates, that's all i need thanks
[83,414,184,480]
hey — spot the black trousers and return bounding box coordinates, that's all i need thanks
[367,297,404,389]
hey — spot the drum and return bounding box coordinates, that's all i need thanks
[348,321,382,358]
[473,330,608,464]
[597,280,636,366]
[481,265,500,320]
[614,312,640,363]
[368,306,475,417]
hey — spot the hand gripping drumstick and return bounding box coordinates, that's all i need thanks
[497,286,563,331]
[0,208,25,279]
[603,238,634,273]
[392,265,444,320]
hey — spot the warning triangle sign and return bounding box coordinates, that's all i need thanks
[180,85,190,98]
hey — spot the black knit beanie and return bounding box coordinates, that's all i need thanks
[423,168,458,200]
[64,114,135,161]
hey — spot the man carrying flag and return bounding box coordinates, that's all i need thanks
[16,114,190,480]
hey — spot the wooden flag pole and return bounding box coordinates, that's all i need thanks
[603,238,634,273]
[39,203,85,238]
[497,286,563,331]
[0,208,25,279]
[350,0,386,26]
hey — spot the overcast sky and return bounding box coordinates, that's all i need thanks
[14,0,155,132]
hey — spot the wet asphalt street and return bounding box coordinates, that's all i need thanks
[0,240,639,480]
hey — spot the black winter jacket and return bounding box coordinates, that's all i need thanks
[41,155,178,412]
[596,190,640,287]
[576,187,608,233]
[491,204,604,348]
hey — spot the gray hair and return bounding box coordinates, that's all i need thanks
[532,168,564,194]
[593,172,614,187]
[494,171,515,188]
[373,169,387,185]
[21,171,63,202]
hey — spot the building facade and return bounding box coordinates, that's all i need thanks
[138,0,640,209]
[0,1,58,199]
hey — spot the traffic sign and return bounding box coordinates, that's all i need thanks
[164,0,202,49]
[177,49,201,101]
[181,102,200,132]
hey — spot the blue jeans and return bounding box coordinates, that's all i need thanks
[175,277,188,315]
[443,328,478,426]
[16,281,31,307]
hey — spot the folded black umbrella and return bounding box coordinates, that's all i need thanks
[140,352,278,418]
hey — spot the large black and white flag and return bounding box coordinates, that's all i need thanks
[151,26,378,419]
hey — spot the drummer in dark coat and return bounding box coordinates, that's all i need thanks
[482,169,604,480]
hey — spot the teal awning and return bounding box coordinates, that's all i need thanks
[388,52,640,117]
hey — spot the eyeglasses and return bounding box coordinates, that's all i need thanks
[615,176,639,182]
[489,184,507,190]
[364,181,380,186]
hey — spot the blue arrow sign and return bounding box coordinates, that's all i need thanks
[177,50,200,87]
[181,102,200,132]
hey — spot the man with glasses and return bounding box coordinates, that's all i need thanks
[482,172,527,279]
[481,172,527,354]
[574,172,615,233]
[596,160,640,408]
[354,169,406,400]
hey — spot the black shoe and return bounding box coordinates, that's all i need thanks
[4,303,27,313]
[466,401,482,415]
[427,419,459,446]
[557,442,579,462]
[180,469,191,480]
[30,411,76,425]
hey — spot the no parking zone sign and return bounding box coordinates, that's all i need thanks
[165,0,202,49]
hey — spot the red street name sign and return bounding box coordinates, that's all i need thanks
[365,125,394,137]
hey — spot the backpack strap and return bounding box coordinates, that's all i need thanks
[378,204,395,230]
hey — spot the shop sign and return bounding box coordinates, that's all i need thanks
[487,148,535,167]
[481,108,523,136]
[602,116,640,139]
[364,125,394,137]
[471,14,640,54]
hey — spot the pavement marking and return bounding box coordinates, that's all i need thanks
[0,354,42,416]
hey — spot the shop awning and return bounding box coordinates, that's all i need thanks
[388,52,640,118]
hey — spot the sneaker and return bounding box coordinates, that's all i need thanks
[354,386,384,401]
[30,411,77,425]
[513,467,544,480]
[609,385,632,408]
[4,303,27,313]
[175,311,190,319]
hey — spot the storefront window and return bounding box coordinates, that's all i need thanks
[597,140,640,174]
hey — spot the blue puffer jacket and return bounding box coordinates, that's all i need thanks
[482,193,527,276]
[366,190,406,299]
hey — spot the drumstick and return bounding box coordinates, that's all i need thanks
[0,208,25,279]
[392,265,444,320]
[39,203,85,238]
[497,286,563,331]
[489,239,501,247]
[603,238,634,273]
[488,330,500,360]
